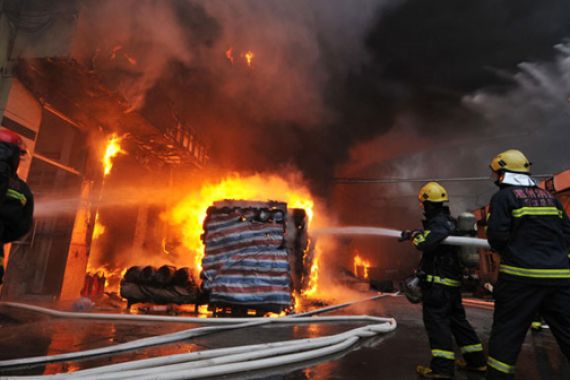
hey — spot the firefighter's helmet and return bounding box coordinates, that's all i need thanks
[418,182,449,203]
[490,149,531,173]
[0,129,26,155]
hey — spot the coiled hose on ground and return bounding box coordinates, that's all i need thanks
[0,294,398,379]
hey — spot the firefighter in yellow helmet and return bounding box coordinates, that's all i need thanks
[401,182,486,379]
[485,149,570,379]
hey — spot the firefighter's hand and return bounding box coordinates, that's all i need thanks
[411,229,423,239]
[399,229,422,242]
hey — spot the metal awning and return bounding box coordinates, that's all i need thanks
[15,58,207,169]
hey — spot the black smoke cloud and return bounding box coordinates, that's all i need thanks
[72,0,570,196]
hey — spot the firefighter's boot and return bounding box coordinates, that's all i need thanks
[456,358,487,373]
[530,321,543,332]
[416,365,454,379]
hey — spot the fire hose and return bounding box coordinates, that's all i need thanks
[313,226,491,249]
[0,294,398,378]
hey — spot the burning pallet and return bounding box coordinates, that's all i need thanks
[201,200,310,315]
[117,200,311,315]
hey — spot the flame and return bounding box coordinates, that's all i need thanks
[243,50,254,67]
[293,291,301,311]
[102,133,126,177]
[197,305,210,318]
[161,238,170,255]
[167,173,315,280]
[110,45,137,66]
[303,255,319,297]
[266,311,287,318]
[353,254,371,280]
[86,265,127,291]
[225,48,234,64]
[125,55,137,66]
[92,212,105,240]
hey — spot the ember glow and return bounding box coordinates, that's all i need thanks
[353,254,371,279]
[225,48,234,64]
[167,173,315,280]
[243,50,254,67]
[110,45,137,66]
[102,133,126,177]
[225,48,255,67]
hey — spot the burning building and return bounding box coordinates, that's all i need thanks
[0,1,210,301]
[0,59,319,309]
[0,2,354,311]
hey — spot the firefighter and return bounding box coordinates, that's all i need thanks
[0,129,34,285]
[401,182,486,379]
[486,149,570,379]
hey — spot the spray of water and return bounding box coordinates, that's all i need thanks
[35,192,490,249]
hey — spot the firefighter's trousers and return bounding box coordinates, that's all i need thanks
[487,281,570,379]
[422,283,486,376]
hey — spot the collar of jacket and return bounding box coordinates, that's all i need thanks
[423,204,450,220]
[499,172,536,187]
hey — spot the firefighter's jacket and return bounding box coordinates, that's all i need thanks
[487,184,570,285]
[0,176,33,243]
[413,208,462,287]
[0,142,33,244]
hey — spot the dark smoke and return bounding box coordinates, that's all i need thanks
[71,0,570,197]
[71,0,399,193]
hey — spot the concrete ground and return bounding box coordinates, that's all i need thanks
[0,296,568,379]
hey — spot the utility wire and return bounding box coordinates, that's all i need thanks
[333,174,552,184]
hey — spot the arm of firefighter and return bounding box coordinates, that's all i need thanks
[487,191,512,252]
[411,223,451,252]
[555,199,570,246]
[0,143,19,207]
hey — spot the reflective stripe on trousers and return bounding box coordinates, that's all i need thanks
[460,343,483,354]
[432,349,455,360]
[487,356,515,374]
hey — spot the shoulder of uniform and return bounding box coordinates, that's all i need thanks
[491,187,515,201]
[428,213,454,229]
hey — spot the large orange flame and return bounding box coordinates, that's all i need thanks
[167,173,314,279]
[302,255,320,297]
[102,133,126,177]
[92,212,105,240]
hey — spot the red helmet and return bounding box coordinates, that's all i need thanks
[0,129,27,155]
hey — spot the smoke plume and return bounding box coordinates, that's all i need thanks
[69,1,570,274]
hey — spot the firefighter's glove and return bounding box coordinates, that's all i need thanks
[399,230,412,242]
[400,229,423,242]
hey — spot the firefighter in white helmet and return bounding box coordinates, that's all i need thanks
[401,182,486,379]
[485,149,570,379]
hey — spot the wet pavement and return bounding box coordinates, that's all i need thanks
[0,296,568,379]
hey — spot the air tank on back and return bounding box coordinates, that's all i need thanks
[456,212,480,268]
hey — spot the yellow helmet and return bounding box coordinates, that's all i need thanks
[418,182,449,203]
[489,149,531,173]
